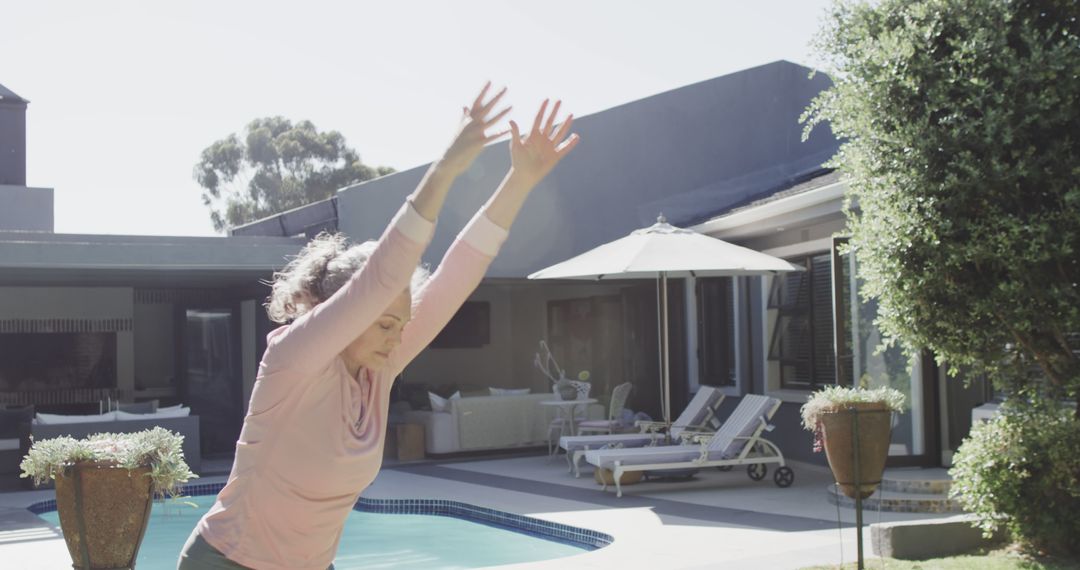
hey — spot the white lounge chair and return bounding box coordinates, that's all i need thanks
[584,394,793,497]
[559,386,726,477]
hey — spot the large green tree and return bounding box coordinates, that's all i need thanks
[804,0,1080,408]
[194,117,394,232]
[805,0,1080,554]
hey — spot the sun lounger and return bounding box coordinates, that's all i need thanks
[559,386,726,477]
[583,394,792,497]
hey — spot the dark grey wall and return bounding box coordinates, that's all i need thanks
[0,96,27,186]
[0,185,53,232]
[335,60,840,278]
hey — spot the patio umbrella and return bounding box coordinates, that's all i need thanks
[528,215,801,430]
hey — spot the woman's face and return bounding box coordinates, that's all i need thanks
[343,289,412,371]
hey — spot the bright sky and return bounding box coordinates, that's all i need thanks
[4,0,833,236]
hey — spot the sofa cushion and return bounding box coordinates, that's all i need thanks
[489,387,531,396]
[35,411,117,425]
[115,406,191,421]
[117,400,158,414]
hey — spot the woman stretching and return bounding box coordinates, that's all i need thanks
[178,84,579,569]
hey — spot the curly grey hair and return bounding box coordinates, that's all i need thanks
[266,232,430,324]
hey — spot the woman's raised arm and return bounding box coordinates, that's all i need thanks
[410,82,511,221]
[392,100,580,368]
[263,84,511,373]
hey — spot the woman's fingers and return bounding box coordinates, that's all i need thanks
[531,99,549,134]
[484,105,513,129]
[484,128,511,144]
[543,100,562,136]
[509,120,521,144]
[471,82,492,114]
[555,133,581,156]
[551,114,574,144]
[478,86,508,118]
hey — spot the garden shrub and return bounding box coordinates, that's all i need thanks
[950,405,1080,557]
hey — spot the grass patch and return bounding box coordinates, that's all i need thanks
[802,547,1080,570]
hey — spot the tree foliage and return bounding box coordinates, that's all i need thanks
[194,117,393,232]
[804,0,1080,406]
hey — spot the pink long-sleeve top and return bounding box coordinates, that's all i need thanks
[196,201,508,570]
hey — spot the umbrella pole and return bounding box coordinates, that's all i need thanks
[654,274,668,438]
[655,275,664,428]
[661,272,671,434]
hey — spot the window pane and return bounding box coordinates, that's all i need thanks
[768,254,838,390]
[697,278,735,386]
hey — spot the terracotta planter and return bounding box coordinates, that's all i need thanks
[819,403,893,499]
[54,461,154,570]
[594,467,643,486]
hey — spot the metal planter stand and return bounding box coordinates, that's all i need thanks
[821,406,893,570]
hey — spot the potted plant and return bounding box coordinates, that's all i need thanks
[20,427,197,570]
[801,385,905,499]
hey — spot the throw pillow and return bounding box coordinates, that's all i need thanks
[0,406,34,437]
[428,391,461,413]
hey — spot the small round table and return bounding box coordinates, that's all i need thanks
[540,398,598,437]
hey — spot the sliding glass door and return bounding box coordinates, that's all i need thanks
[178,305,243,458]
[832,237,939,466]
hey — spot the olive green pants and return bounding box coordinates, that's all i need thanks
[177,529,335,569]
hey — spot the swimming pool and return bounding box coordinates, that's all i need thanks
[31,482,611,569]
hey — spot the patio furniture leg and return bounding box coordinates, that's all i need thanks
[614,461,625,498]
[573,450,585,478]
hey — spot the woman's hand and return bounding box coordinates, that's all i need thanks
[438,82,512,176]
[480,99,581,230]
[507,99,580,187]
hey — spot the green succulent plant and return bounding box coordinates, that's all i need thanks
[20,427,197,497]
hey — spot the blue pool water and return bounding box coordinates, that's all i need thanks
[37,494,595,569]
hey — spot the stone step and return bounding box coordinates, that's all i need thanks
[880,476,952,495]
[879,467,952,495]
[826,484,964,514]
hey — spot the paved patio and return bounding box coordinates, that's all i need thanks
[0,452,958,569]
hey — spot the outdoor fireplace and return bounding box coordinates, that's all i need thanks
[0,332,117,392]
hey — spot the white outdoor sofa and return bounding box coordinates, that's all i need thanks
[30,410,202,474]
[403,392,602,455]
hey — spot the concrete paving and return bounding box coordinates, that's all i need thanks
[0,453,961,569]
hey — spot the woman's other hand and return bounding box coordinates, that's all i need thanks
[439,82,511,176]
[507,99,580,187]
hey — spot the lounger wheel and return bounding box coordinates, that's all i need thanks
[773,466,794,488]
[747,463,767,481]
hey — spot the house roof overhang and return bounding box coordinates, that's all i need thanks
[0,232,304,288]
[690,177,847,240]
